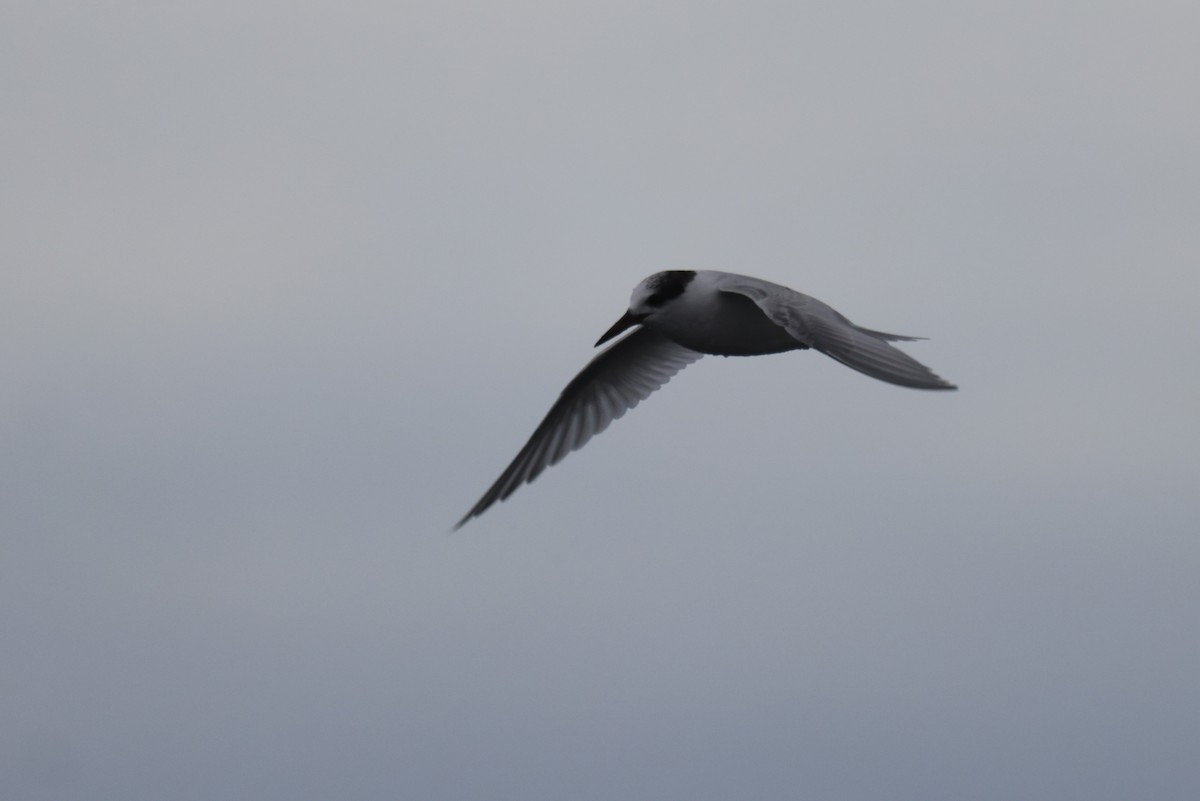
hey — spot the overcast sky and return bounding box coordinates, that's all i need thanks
[3,2,1198,799]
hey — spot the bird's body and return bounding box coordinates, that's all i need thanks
[645,274,803,356]
[456,270,955,528]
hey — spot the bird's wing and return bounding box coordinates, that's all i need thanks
[456,328,703,528]
[711,273,957,390]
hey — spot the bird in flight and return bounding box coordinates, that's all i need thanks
[456,270,955,528]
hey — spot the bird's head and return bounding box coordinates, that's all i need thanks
[595,270,697,346]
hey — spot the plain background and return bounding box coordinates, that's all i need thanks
[4,2,1198,799]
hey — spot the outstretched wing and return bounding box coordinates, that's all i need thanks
[711,273,956,390]
[456,329,703,528]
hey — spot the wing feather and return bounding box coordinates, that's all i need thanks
[455,329,703,528]
[711,273,956,390]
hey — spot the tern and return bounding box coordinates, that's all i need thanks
[456,270,955,528]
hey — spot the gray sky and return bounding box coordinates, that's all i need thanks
[3,2,1198,799]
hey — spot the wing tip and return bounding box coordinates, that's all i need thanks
[452,507,479,531]
[903,371,957,391]
[922,372,958,391]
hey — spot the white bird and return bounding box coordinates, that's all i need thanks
[456,270,955,528]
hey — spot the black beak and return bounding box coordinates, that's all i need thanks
[595,309,644,346]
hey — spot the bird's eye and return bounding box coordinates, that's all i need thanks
[645,293,665,307]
